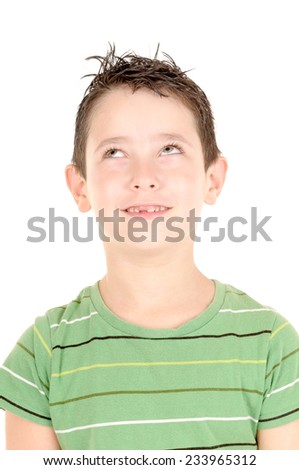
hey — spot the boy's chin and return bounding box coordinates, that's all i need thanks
[104,232,189,250]
[102,221,194,247]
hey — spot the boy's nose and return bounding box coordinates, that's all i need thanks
[130,162,159,191]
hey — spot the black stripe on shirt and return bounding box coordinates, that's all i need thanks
[171,442,257,450]
[259,407,299,423]
[52,330,271,350]
[0,396,51,421]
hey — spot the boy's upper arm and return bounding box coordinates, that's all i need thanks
[257,314,299,433]
[6,412,60,450]
[257,419,299,450]
[0,316,53,427]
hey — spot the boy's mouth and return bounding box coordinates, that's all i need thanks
[122,204,172,219]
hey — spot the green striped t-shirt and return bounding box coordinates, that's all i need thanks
[1,280,299,450]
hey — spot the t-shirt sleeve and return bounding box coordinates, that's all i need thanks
[0,315,53,427]
[258,313,299,430]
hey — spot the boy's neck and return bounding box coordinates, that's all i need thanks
[99,244,215,329]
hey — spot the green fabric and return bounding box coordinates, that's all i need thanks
[1,280,299,450]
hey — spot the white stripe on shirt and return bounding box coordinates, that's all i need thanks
[56,415,258,434]
[266,377,299,398]
[219,308,277,313]
[0,366,45,396]
[50,311,98,328]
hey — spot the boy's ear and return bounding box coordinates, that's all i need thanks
[204,156,228,205]
[65,164,91,212]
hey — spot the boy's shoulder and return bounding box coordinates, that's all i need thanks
[220,282,270,309]
[45,284,95,323]
[222,284,277,313]
[33,283,98,345]
[218,280,294,334]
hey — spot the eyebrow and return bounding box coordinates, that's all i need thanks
[94,133,192,154]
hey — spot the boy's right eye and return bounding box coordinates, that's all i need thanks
[103,148,125,158]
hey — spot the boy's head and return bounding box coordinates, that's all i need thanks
[72,44,221,180]
[66,45,227,247]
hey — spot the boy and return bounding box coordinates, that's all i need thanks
[1,45,299,450]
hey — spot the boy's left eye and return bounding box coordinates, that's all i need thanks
[161,144,183,155]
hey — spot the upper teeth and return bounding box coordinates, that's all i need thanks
[126,206,168,213]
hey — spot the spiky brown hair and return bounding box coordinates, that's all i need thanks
[72,43,220,178]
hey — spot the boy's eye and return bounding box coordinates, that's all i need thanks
[161,144,183,155]
[103,143,183,158]
[104,148,125,158]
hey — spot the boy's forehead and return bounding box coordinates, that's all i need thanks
[85,86,202,156]
[86,97,203,162]
[93,84,188,112]
[90,85,197,129]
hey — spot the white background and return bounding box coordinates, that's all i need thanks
[0,0,298,449]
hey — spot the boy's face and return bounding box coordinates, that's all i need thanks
[68,86,225,247]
